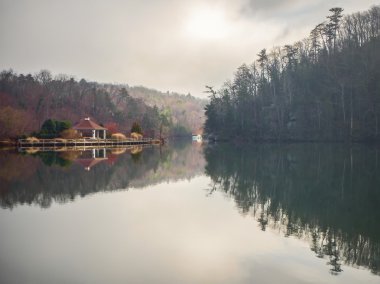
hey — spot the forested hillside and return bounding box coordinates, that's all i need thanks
[0,70,206,139]
[100,84,207,136]
[204,5,380,142]
[125,86,206,134]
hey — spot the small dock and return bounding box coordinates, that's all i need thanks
[17,138,160,152]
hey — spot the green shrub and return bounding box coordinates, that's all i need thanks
[38,119,72,138]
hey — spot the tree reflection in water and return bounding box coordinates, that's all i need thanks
[204,143,380,275]
[0,141,205,209]
[1,142,379,276]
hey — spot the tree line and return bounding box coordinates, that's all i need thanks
[204,5,380,142]
[0,70,197,139]
[122,85,207,135]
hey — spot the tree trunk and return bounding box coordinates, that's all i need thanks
[341,83,346,124]
[375,114,378,138]
[341,158,346,199]
[350,87,353,138]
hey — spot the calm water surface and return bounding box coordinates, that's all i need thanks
[0,142,379,284]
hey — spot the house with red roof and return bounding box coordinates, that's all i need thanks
[73,117,107,139]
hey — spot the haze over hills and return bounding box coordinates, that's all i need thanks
[104,84,207,134]
[129,86,207,134]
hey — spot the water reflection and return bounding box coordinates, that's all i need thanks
[204,143,380,275]
[1,142,379,279]
[0,141,205,209]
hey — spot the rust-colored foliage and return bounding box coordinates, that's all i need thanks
[60,129,81,139]
[0,152,39,184]
[0,69,206,139]
[104,122,119,134]
[0,106,35,138]
[111,133,127,139]
[58,151,81,161]
[130,132,143,139]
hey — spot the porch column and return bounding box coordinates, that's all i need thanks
[92,130,96,138]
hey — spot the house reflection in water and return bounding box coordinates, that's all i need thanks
[75,148,108,171]
[192,134,202,143]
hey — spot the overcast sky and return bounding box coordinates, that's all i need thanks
[0,0,379,98]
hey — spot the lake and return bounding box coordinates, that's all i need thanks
[0,142,379,284]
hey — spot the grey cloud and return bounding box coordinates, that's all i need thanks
[240,0,303,16]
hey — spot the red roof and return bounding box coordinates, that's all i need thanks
[75,158,108,170]
[73,118,107,130]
